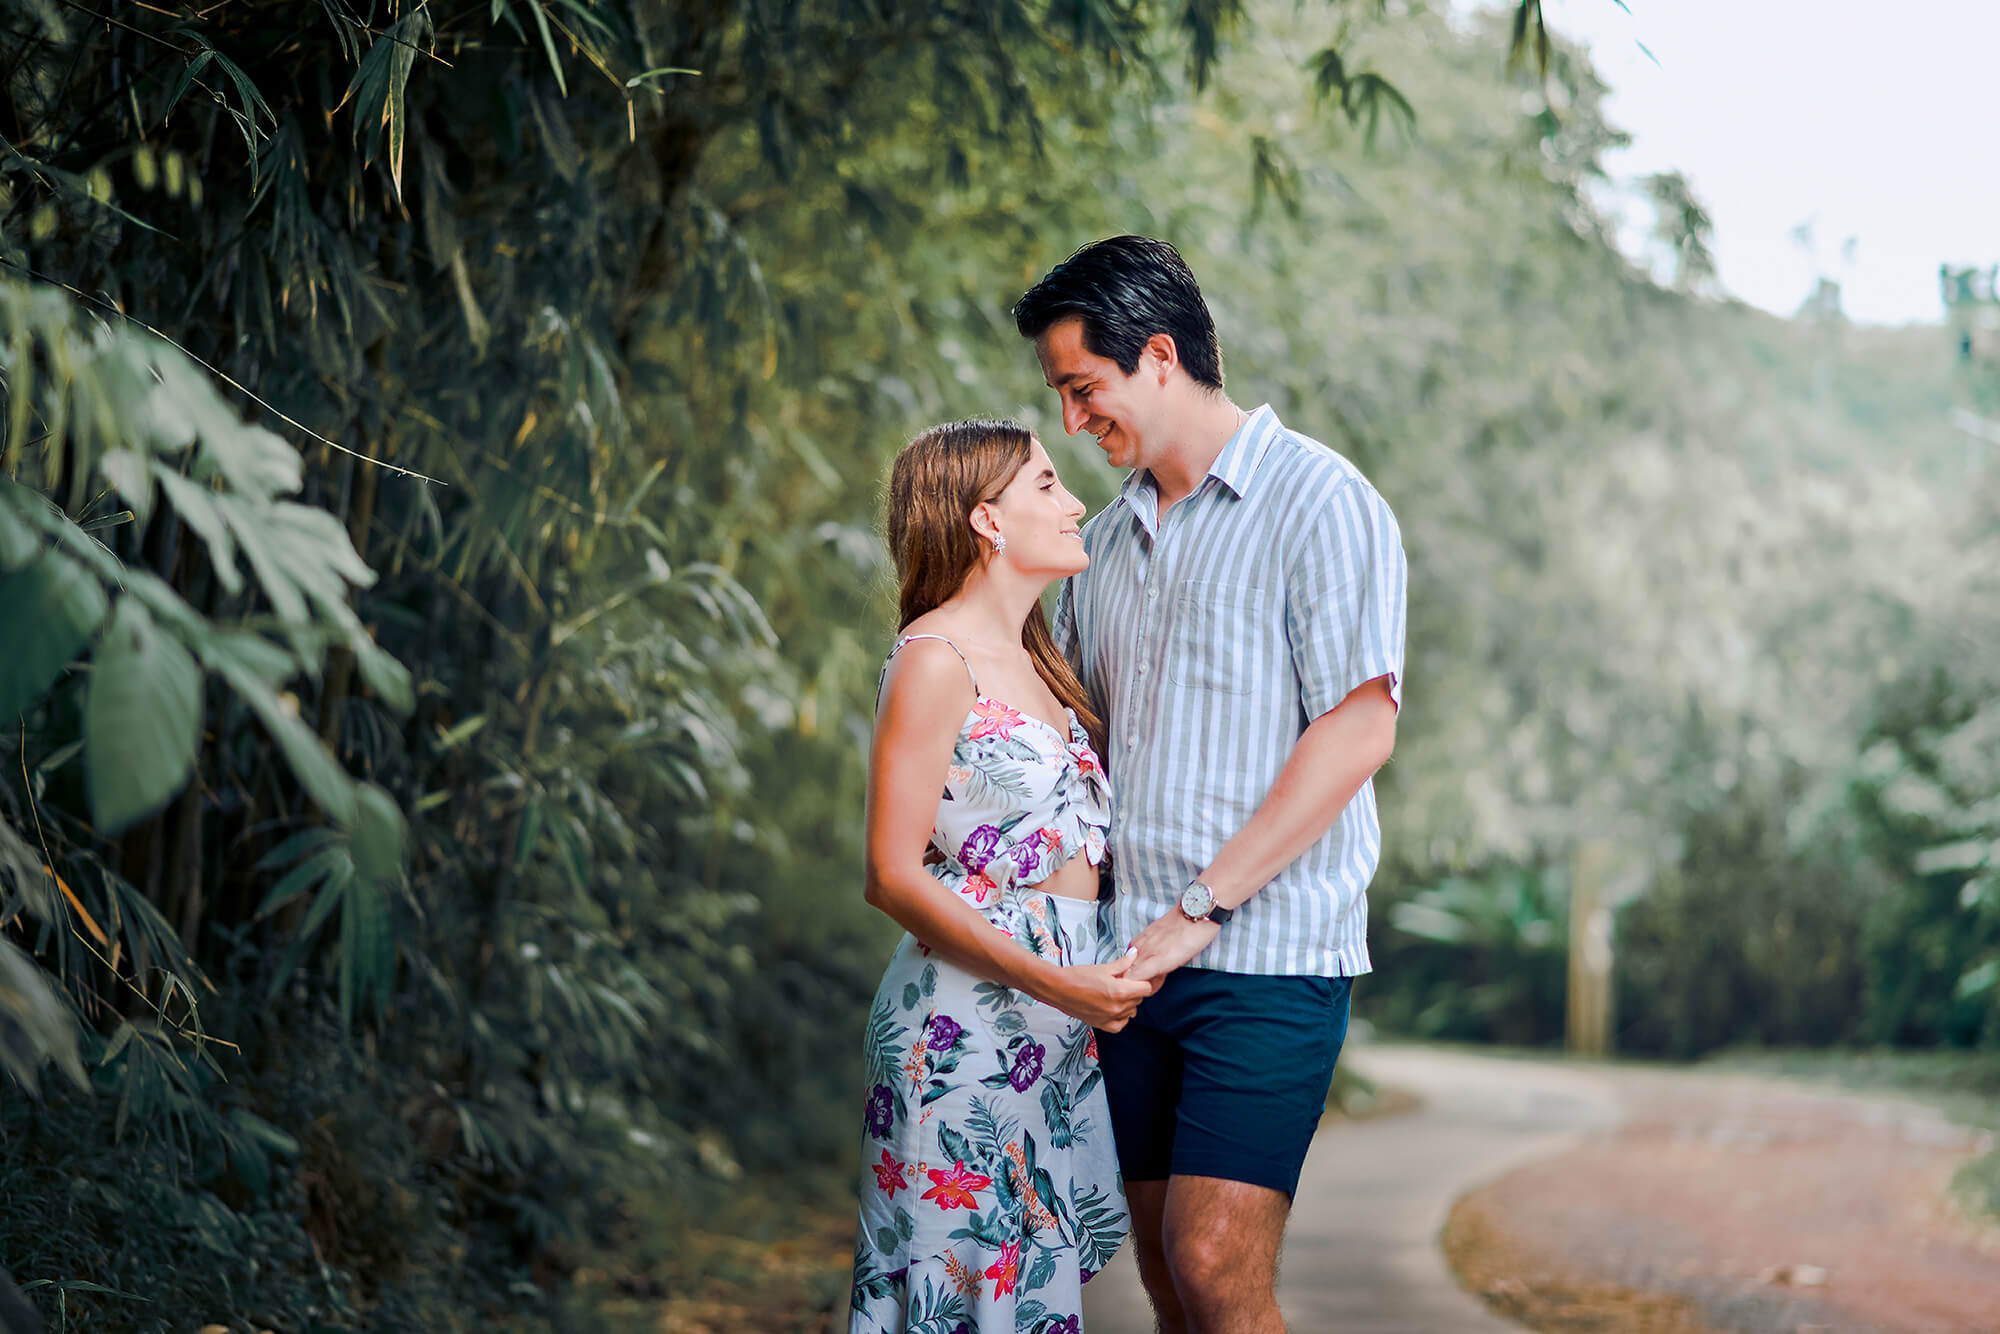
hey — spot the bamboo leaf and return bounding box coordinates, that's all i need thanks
[625,67,700,89]
[84,598,203,834]
[523,0,568,96]
[338,872,394,1024]
[255,846,351,920]
[163,49,216,124]
[264,855,351,1005]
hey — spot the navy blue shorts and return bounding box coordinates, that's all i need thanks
[1095,967,1352,1198]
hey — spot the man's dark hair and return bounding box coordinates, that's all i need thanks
[1012,236,1224,391]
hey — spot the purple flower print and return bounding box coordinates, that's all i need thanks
[959,825,1003,873]
[1006,839,1041,879]
[864,1083,894,1138]
[1046,1317,1082,1334]
[926,1013,964,1051]
[1008,1039,1046,1092]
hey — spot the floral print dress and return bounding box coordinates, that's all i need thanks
[851,634,1128,1334]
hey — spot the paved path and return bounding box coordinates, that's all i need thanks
[1080,1043,1623,1334]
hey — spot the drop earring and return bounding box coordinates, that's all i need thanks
[991,534,1007,555]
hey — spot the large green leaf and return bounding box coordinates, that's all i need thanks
[350,782,408,887]
[154,465,243,594]
[0,487,38,571]
[353,634,415,716]
[194,419,302,503]
[0,938,87,1097]
[205,647,358,827]
[85,597,203,833]
[0,552,109,721]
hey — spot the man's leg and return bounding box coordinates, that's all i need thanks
[1160,1175,1290,1334]
[1122,1179,1190,1334]
[1149,971,1354,1334]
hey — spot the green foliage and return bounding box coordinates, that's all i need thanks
[1374,867,1569,1046]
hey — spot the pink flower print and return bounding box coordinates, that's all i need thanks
[1073,743,1105,779]
[961,870,998,905]
[874,1149,909,1197]
[984,1240,1021,1296]
[968,698,1024,740]
[921,1160,992,1210]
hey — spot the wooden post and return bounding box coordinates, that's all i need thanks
[1567,839,1615,1057]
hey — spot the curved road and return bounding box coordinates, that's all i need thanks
[1080,1043,1622,1334]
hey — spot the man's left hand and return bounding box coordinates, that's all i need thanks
[1126,909,1220,983]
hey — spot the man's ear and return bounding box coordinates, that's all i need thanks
[1143,332,1180,385]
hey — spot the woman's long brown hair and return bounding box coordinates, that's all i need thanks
[885,419,1106,755]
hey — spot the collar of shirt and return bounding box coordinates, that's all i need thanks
[1110,403,1281,537]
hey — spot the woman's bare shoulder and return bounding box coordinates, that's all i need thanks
[880,627,977,714]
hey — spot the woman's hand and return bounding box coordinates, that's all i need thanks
[1041,947,1156,1031]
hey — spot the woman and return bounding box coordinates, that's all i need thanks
[850,420,1152,1334]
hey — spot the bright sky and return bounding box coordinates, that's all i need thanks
[1491,0,2000,326]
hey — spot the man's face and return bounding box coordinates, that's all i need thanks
[1034,317,1158,472]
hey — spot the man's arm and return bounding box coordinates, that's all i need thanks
[1126,677,1396,980]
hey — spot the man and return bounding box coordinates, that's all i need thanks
[1014,236,1406,1334]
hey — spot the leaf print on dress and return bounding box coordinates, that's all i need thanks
[1069,1181,1126,1274]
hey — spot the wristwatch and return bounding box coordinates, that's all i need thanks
[1178,879,1234,925]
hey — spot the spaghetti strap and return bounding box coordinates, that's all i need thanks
[882,632,979,695]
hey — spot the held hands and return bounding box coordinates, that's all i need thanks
[1125,908,1221,984]
[1048,946,1157,1031]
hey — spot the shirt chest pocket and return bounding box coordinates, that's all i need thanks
[1168,581,1267,695]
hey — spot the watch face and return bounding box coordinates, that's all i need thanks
[1181,882,1215,919]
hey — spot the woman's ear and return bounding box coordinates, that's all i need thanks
[968,501,1000,545]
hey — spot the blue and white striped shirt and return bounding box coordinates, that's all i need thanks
[1053,404,1407,977]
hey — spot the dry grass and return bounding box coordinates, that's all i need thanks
[1441,1193,1727,1334]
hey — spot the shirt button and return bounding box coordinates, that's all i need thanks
[1126,738,1136,750]
[1146,585,1157,600]
[1137,662,1148,676]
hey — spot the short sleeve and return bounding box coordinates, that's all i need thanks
[1285,477,1407,719]
[1051,575,1080,668]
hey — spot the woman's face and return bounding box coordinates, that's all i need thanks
[983,437,1088,579]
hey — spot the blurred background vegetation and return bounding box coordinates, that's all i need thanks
[0,0,1994,1329]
